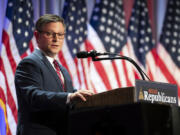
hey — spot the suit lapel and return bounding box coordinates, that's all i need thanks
[33,49,64,91]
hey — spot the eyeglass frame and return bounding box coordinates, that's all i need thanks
[38,30,66,39]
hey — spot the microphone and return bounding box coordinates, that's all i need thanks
[76,50,150,80]
[76,50,108,58]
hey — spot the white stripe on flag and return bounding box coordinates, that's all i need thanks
[88,24,119,89]
[121,45,135,85]
[1,45,17,107]
[7,105,16,135]
[158,44,180,85]
[62,40,80,89]
[146,51,158,81]
[90,62,107,93]
[6,23,21,65]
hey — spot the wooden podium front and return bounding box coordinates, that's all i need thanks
[73,87,136,109]
[67,87,180,135]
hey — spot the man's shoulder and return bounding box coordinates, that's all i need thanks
[19,50,43,65]
[23,49,43,61]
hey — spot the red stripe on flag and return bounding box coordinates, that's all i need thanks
[147,65,154,81]
[90,81,97,94]
[29,41,34,53]
[120,51,132,87]
[0,86,12,135]
[152,49,180,97]
[146,50,157,81]
[152,49,176,83]
[0,58,17,123]
[21,52,28,59]
[80,59,88,89]
[58,51,73,79]
[85,40,112,90]
[7,129,12,135]
[112,61,121,88]
[0,86,6,103]
[21,41,35,59]
[74,58,82,86]
[2,30,17,74]
[134,69,141,80]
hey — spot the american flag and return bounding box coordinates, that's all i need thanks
[157,0,180,99]
[59,0,88,90]
[90,0,127,53]
[127,0,180,101]
[127,0,158,82]
[128,0,155,67]
[0,0,37,134]
[87,0,131,92]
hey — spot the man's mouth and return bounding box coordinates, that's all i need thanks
[51,44,59,47]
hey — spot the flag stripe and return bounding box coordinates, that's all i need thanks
[4,21,22,66]
[80,41,91,89]
[111,61,121,87]
[77,58,86,89]
[74,58,82,86]
[158,44,180,83]
[58,51,72,77]
[0,58,17,123]
[80,58,88,89]
[120,51,132,86]
[89,63,107,92]
[1,45,17,107]
[85,40,112,90]
[146,49,158,81]
[157,44,180,97]
[2,30,17,74]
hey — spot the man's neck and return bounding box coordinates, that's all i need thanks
[37,47,56,58]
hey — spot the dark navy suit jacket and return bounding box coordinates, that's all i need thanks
[15,49,76,135]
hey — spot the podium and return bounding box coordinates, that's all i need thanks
[67,80,180,135]
[68,103,180,135]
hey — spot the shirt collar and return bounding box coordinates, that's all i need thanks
[46,55,54,65]
[36,47,57,65]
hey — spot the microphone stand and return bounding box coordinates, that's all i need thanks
[91,55,150,81]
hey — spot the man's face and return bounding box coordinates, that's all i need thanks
[35,22,65,58]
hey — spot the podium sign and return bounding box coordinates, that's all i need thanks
[135,80,178,105]
[73,80,178,109]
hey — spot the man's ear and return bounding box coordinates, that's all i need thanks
[34,31,40,43]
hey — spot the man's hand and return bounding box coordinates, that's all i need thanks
[69,89,94,102]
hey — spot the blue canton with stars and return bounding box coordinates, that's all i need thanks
[90,0,127,54]
[128,0,155,67]
[6,0,34,55]
[62,0,87,58]
[160,0,180,68]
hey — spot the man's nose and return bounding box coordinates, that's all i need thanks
[52,33,58,41]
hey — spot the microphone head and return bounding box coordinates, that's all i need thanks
[76,51,89,58]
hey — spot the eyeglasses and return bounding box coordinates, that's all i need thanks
[38,31,65,39]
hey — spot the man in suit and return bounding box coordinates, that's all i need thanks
[15,14,94,135]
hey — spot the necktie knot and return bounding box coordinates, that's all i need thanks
[53,60,60,71]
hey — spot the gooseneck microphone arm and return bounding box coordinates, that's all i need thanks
[76,50,150,81]
[92,54,150,81]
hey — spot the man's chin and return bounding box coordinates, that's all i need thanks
[46,51,58,58]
